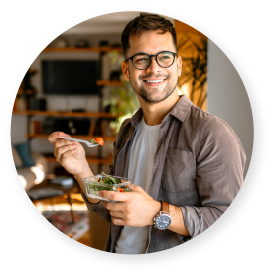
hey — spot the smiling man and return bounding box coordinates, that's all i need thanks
[124,33,179,105]
[48,13,246,254]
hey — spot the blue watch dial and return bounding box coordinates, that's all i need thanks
[156,214,171,229]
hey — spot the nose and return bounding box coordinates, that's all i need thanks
[144,56,162,73]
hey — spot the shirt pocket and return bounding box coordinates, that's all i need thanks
[161,149,195,192]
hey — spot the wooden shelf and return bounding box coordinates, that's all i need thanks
[42,47,123,53]
[96,80,123,86]
[17,89,37,96]
[45,155,113,165]
[26,134,116,141]
[15,46,120,169]
[13,110,121,118]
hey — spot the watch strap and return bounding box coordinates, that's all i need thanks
[161,201,170,214]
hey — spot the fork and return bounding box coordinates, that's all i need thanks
[59,137,99,148]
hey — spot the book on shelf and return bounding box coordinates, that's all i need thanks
[29,121,34,134]
[30,120,43,134]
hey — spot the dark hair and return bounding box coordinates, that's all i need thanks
[121,12,177,57]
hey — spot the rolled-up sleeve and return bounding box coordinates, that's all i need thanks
[180,117,246,238]
[80,164,115,223]
[81,191,111,223]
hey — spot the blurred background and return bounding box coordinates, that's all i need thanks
[10,11,253,250]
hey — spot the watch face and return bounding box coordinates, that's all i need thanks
[155,213,171,230]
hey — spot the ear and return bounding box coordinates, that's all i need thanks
[121,61,130,81]
[177,56,182,77]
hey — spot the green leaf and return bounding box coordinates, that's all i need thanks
[101,172,120,184]
[90,139,99,145]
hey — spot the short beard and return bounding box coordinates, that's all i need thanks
[129,72,178,105]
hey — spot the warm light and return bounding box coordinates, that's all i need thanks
[36,202,44,213]
[30,165,45,185]
[71,193,84,200]
[179,83,190,98]
[18,174,27,189]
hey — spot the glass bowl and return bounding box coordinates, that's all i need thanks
[83,174,132,202]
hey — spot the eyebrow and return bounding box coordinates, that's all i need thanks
[131,50,172,56]
[133,52,149,56]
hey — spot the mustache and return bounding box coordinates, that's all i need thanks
[139,73,170,80]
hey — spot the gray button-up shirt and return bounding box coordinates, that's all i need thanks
[82,95,246,253]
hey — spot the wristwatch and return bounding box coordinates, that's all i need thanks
[153,201,171,230]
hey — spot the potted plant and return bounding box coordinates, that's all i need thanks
[102,52,140,134]
[177,32,207,109]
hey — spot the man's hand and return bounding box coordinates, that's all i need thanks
[100,184,190,236]
[48,131,89,177]
[48,132,99,204]
[100,185,161,227]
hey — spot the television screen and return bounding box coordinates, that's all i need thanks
[42,60,99,95]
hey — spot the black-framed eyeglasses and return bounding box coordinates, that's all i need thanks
[126,51,178,70]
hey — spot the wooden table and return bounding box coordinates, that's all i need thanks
[27,178,79,224]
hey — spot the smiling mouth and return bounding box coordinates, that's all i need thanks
[143,79,165,85]
[144,79,165,83]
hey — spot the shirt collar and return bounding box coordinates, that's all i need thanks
[130,107,143,128]
[130,94,193,127]
[169,95,193,122]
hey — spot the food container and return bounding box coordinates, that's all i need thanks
[83,174,133,202]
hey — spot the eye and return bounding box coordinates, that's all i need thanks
[159,55,172,61]
[133,54,150,63]
[136,58,147,62]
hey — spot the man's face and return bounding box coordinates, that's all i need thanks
[122,31,182,104]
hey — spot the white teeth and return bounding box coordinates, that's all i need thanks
[145,80,164,83]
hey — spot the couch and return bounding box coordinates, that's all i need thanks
[12,145,48,191]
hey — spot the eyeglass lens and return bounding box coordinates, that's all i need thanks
[133,51,175,69]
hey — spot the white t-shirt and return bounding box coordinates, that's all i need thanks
[115,117,161,254]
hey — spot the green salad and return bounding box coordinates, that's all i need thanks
[87,172,131,193]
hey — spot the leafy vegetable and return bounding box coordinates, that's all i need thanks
[101,172,120,184]
[90,139,98,145]
[88,184,113,192]
[86,173,131,194]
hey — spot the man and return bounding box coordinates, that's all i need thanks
[48,13,246,254]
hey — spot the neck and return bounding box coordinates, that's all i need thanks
[138,89,180,126]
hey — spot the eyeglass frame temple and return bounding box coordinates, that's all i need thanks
[126,51,178,70]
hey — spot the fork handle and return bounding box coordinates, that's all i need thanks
[59,137,87,143]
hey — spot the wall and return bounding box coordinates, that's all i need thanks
[207,39,254,178]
